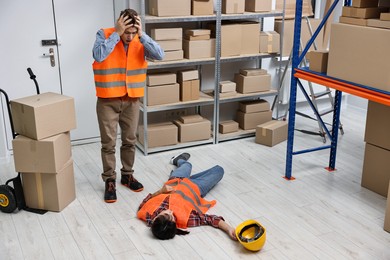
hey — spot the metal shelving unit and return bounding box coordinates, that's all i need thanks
[284,0,390,179]
[138,0,285,155]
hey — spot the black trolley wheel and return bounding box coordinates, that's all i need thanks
[0,184,17,213]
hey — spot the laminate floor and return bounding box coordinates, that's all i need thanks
[0,104,389,260]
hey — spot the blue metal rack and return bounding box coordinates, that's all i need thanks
[284,0,390,179]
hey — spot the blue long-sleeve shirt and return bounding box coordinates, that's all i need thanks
[92,29,164,62]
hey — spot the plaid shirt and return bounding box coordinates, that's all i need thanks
[138,193,224,228]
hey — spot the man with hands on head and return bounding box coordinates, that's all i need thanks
[92,9,164,203]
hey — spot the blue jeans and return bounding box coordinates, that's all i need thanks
[169,159,224,197]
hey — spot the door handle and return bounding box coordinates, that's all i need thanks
[43,48,55,67]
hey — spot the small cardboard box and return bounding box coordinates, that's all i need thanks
[183,39,215,59]
[342,6,384,19]
[178,69,199,82]
[308,50,329,73]
[179,114,203,124]
[219,81,236,93]
[255,120,288,147]
[184,34,211,41]
[241,22,260,54]
[381,12,390,21]
[21,159,76,212]
[12,132,72,173]
[235,73,271,93]
[364,101,390,151]
[149,0,191,16]
[352,0,379,8]
[236,110,272,130]
[138,123,178,148]
[10,92,76,140]
[151,28,183,40]
[185,29,211,36]
[192,0,214,15]
[339,16,369,26]
[157,39,182,51]
[147,72,177,86]
[259,31,280,54]
[222,0,245,14]
[245,0,272,12]
[161,50,184,61]
[219,120,239,134]
[367,18,390,29]
[239,68,267,76]
[361,143,390,197]
[385,180,390,232]
[239,100,269,113]
[147,83,180,106]
[174,119,211,142]
[180,80,200,101]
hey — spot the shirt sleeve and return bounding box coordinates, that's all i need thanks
[92,29,120,62]
[187,211,225,228]
[139,33,165,61]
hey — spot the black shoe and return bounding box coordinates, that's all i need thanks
[170,152,191,166]
[121,175,144,192]
[104,178,117,203]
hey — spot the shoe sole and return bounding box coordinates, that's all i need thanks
[121,183,144,192]
[105,199,117,203]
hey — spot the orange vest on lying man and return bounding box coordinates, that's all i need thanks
[137,178,216,229]
[93,28,147,98]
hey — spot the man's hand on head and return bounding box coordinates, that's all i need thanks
[115,13,133,36]
[133,15,143,38]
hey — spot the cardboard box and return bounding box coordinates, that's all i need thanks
[219,81,236,93]
[236,110,272,130]
[339,16,369,26]
[245,0,272,12]
[235,73,271,93]
[149,0,191,16]
[174,119,211,142]
[138,123,178,148]
[178,69,199,82]
[385,180,390,232]
[157,39,182,51]
[255,120,288,147]
[352,0,379,8]
[259,31,280,54]
[381,12,390,20]
[12,132,71,173]
[10,92,76,140]
[21,159,76,212]
[342,6,384,19]
[151,28,183,40]
[364,101,390,150]
[327,23,390,92]
[239,100,269,113]
[183,39,215,59]
[180,114,203,123]
[241,22,260,54]
[275,0,313,19]
[161,50,184,61]
[147,72,177,86]
[147,83,180,106]
[180,80,200,101]
[184,34,211,41]
[185,29,211,36]
[367,18,390,29]
[222,0,245,14]
[219,120,239,134]
[192,0,214,15]
[308,50,329,73]
[361,143,390,197]
[239,68,267,76]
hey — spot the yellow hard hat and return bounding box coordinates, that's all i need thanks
[235,220,266,252]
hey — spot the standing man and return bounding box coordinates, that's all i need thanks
[93,9,164,203]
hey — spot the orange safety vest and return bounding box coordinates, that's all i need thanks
[137,178,217,229]
[92,28,147,98]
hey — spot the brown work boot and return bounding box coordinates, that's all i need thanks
[121,175,144,192]
[104,178,117,203]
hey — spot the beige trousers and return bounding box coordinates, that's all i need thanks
[96,96,140,182]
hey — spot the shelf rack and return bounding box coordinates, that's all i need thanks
[284,0,390,179]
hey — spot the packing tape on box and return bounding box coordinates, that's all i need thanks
[35,173,45,209]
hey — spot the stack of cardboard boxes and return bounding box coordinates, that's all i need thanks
[151,28,183,61]
[236,99,272,130]
[177,69,200,101]
[146,72,180,106]
[234,68,271,94]
[10,92,77,212]
[339,0,387,26]
[219,81,237,97]
[183,29,215,59]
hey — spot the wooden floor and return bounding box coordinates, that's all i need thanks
[0,104,389,260]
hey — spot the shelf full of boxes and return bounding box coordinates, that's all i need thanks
[137,0,285,155]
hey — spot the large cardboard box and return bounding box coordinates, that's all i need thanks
[245,0,272,12]
[10,92,76,140]
[12,132,71,173]
[361,143,390,197]
[235,73,271,93]
[174,119,211,142]
[222,0,245,14]
[156,39,182,51]
[221,24,242,57]
[259,31,280,54]
[308,50,329,73]
[21,159,76,212]
[241,22,260,54]
[385,180,390,232]
[192,0,214,15]
[138,123,178,148]
[183,39,216,59]
[147,83,180,106]
[147,72,177,86]
[180,80,200,101]
[236,110,272,130]
[352,0,379,8]
[275,0,313,19]
[364,101,390,151]
[255,120,288,147]
[219,120,239,134]
[149,0,191,16]
[151,28,183,40]
[239,100,269,113]
[327,23,390,92]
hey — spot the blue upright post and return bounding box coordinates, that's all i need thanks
[328,90,342,171]
[285,0,303,180]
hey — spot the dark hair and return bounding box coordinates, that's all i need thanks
[151,215,190,240]
[120,9,138,26]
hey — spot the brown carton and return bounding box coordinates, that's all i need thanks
[352,0,379,8]
[183,39,215,59]
[239,100,269,113]
[185,29,211,36]
[241,22,260,54]
[179,114,203,124]
[219,120,239,134]
[235,73,271,93]
[364,101,390,151]
[236,110,272,130]
[151,28,183,40]
[174,119,211,142]
[367,18,390,29]
[149,0,191,16]
[157,39,182,51]
[339,16,369,26]
[308,50,329,73]
[239,68,267,76]
[147,83,180,106]
[255,120,288,147]
[180,80,200,101]
[259,31,280,54]
[177,69,199,82]
[219,81,236,93]
[192,0,214,15]
[245,0,272,12]
[147,72,177,86]
[222,0,245,14]
[161,50,184,61]
[138,123,178,148]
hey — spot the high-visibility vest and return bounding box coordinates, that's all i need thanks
[92,28,147,98]
[137,178,216,229]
